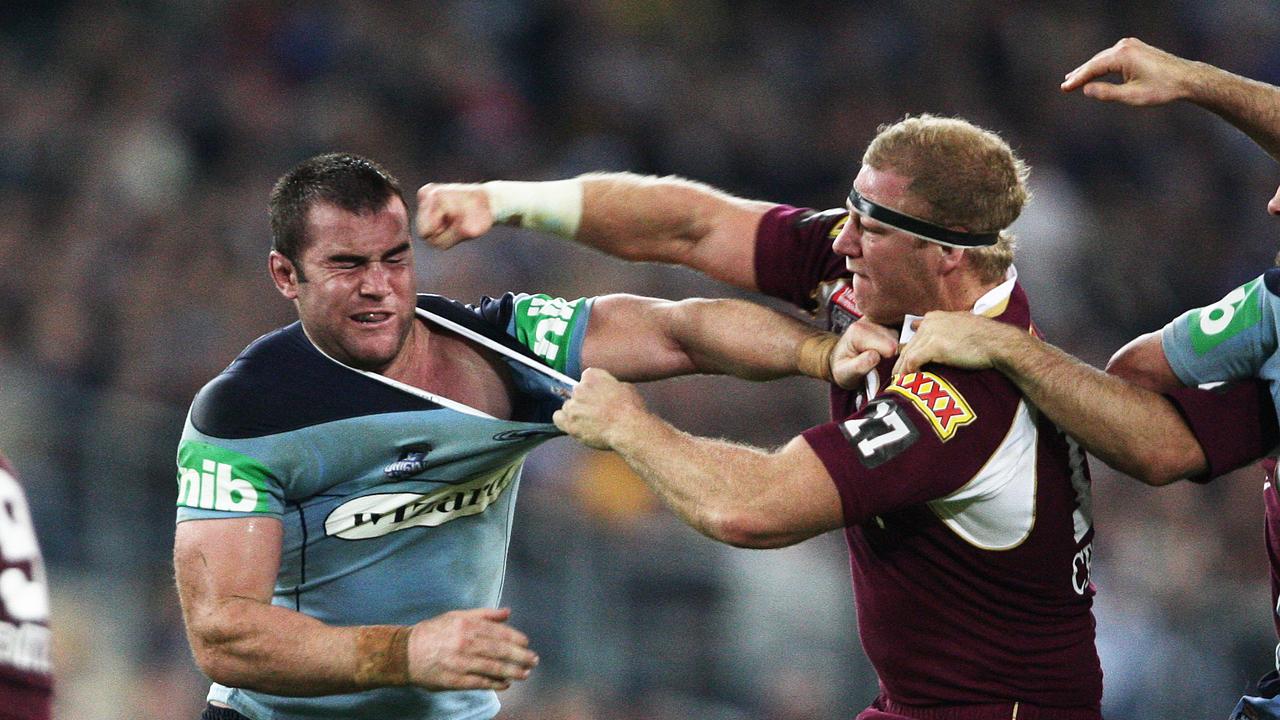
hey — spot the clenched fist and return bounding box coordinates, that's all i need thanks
[415,183,495,249]
[552,368,649,451]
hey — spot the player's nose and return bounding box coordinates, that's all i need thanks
[832,217,862,258]
[1269,185,1280,217]
[360,263,393,297]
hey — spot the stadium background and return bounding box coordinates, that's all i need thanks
[1,1,1277,717]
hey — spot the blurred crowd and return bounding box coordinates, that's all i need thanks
[2,1,1279,718]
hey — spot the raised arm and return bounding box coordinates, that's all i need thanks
[893,312,1206,485]
[416,173,773,290]
[1062,37,1280,162]
[581,294,895,386]
[174,517,538,696]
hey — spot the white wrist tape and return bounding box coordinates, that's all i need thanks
[483,179,584,238]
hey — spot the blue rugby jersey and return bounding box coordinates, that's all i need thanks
[1163,269,1280,673]
[175,292,590,720]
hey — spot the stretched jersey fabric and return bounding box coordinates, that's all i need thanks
[755,205,1102,717]
[175,292,591,720]
[1163,269,1280,674]
[0,452,52,720]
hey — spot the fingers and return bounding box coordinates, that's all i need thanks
[832,349,881,390]
[1079,80,1133,103]
[470,605,514,624]
[892,345,918,378]
[852,319,899,357]
[1061,38,1184,106]
[578,366,615,385]
[552,368,644,450]
[410,609,540,691]
[1061,44,1121,92]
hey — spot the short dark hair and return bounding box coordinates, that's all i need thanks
[268,153,407,272]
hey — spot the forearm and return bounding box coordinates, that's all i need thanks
[606,413,813,548]
[187,599,403,695]
[669,298,833,381]
[574,173,729,260]
[1185,62,1280,161]
[990,333,1204,484]
[488,172,769,287]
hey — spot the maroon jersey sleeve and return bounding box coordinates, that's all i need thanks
[754,204,850,312]
[1166,379,1279,481]
[801,366,1022,525]
[0,452,53,720]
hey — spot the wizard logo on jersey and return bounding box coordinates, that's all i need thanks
[886,372,976,440]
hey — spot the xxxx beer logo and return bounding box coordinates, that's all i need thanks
[886,372,976,441]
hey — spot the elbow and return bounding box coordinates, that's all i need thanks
[188,636,244,687]
[1127,463,1185,487]
[184,614,257,688]
[1106,331,1181,393]
[1121,447,1203,487]
[701,507,799,549]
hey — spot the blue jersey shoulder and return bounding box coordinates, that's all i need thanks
[1263,267,1280,296]
[417,292,545,364]
[191,294,550,439]
[189,322,440,439]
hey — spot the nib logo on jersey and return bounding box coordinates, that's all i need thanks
[325,463,520,540]
[176,441,274,512]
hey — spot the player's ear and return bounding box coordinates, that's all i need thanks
[269,250,301,299]
[938,244,966,273]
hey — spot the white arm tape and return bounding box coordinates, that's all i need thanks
[483,179,584,239]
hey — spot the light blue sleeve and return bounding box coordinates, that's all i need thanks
[174,418,287,523]
[1162,274,1278,386]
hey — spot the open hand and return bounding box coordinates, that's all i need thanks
[407,607,537,691]
[893,312,1017,377]
[1061,37,1200,106]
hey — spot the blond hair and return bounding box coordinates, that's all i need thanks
[863,114,1030,284]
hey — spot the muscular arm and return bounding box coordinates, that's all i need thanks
[573,174,772,288]
[894,312,1206,485]
[417,173,773,290]
[553,369,844,549]
[581,294,892,385]
[175,517,536,695]
[1063,37,1280,161]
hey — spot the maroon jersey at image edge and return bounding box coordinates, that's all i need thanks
[754,205,1103,715]
[0,452,52,720]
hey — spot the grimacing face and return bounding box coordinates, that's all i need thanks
[830,165,949,325]
[270,196,419,372]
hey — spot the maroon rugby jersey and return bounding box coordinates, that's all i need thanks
[756,205,1102,715]
[0,452,52,720]
[1166,382,1280,652]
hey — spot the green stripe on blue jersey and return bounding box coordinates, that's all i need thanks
[510,294,587,372]
[1188,277,1264,355]
[176,440,276,512]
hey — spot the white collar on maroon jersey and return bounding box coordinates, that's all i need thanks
[899,265,1018,344]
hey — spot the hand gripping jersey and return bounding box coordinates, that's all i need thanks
[755,206,1102,717]
[1163,269,1280,674]
[0,452,52,720]
[175,292,591,720]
